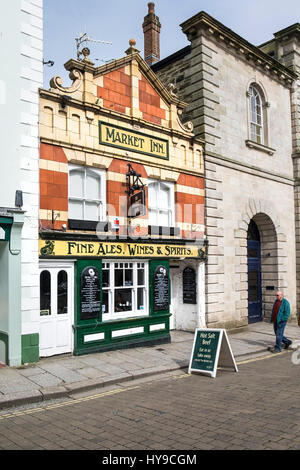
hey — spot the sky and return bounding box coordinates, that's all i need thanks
[43,0,300,88]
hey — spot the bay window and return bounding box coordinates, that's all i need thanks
[102,261,148,321]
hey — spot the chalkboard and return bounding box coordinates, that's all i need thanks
[153,265,169,311]
[188,328,238,378]
[183,267,196,304]
[80,266,101,320]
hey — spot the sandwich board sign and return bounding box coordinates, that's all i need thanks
[188,328,238,378]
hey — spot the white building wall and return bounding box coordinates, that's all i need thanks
[20,0,43,336]
[0,1,42,355]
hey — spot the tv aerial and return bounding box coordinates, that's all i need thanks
[75,32,112,61]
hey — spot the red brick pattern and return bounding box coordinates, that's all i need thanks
[39,144,68,230]
[175,173,205,238]
[97,68,131,115]
[139,74,166,125]
[177,173,205,189]
[40,143,68,163]
[107,159,148,236]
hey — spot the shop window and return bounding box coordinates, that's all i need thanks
[57,270,68,314]
[102,261,148,321]
[40,270,51,316]
[148,180,174,227]
[68,165,106,222]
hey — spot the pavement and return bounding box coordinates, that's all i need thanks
[0,320,299,410]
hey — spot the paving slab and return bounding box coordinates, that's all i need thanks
[0,320,299,410]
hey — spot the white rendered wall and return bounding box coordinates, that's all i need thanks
[0,1,43,345]
[20,0,43,336]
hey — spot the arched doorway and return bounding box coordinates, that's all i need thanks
[247,219,262,323]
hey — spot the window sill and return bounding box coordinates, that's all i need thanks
[102,311,148,322]
[245,140,276,156]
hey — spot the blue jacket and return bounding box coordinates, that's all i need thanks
[270,297,290,323]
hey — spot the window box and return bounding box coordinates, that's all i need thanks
[148,225,180,236]
[68,219,111,231]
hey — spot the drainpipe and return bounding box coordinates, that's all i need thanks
[197,261,206,328]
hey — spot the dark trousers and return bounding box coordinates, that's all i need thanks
[273,321,291,351]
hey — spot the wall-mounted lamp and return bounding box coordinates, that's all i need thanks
[43,59,54,67]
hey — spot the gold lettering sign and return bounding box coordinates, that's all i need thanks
[99,122,169,160]
[39,239,204,259]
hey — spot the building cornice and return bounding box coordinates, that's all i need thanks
[180,11,297,85]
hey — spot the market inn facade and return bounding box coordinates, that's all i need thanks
[34,41,207,360]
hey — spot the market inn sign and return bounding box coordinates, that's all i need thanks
[39,239,206,259]
[99,122,169,160]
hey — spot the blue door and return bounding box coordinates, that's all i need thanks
[247,239,262,323]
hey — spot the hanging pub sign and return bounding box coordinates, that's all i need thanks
[128,189,146,218]
[154,265,169,311]
[80,266,101,320]
[183,267,197,304]
[189,328,238,378]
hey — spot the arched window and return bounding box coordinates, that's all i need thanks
[249,85,264,145]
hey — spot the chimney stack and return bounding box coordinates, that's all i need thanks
[142,2,161,66]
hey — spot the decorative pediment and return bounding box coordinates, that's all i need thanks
[47,41,193,135]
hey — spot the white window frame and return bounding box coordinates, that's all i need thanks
[148,179,175,227]
[68,164,106,221]
[249,85,264,145]
[102,260,148,321]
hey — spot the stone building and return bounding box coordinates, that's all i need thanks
[150,7,298,329]
[0,0,43,365]
[37,40,206,358]
[259,23,300,324]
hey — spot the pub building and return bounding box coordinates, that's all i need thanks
[37,39,206,359]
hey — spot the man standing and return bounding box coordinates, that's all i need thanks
[269,291,292,353]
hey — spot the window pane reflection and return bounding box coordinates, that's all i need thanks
[57,270,68,314]
[40,270,51,316]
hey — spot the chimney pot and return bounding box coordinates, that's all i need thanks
[148,2,155,13]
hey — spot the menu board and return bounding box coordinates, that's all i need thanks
[80,266,101,320]
[183,267,196,304]
[188,329,238,378]
[153,265,169,311]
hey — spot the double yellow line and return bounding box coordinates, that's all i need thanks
[0,352,289,422]
[0,386,139,421]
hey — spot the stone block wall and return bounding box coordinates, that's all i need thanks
[154,18,297,327]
